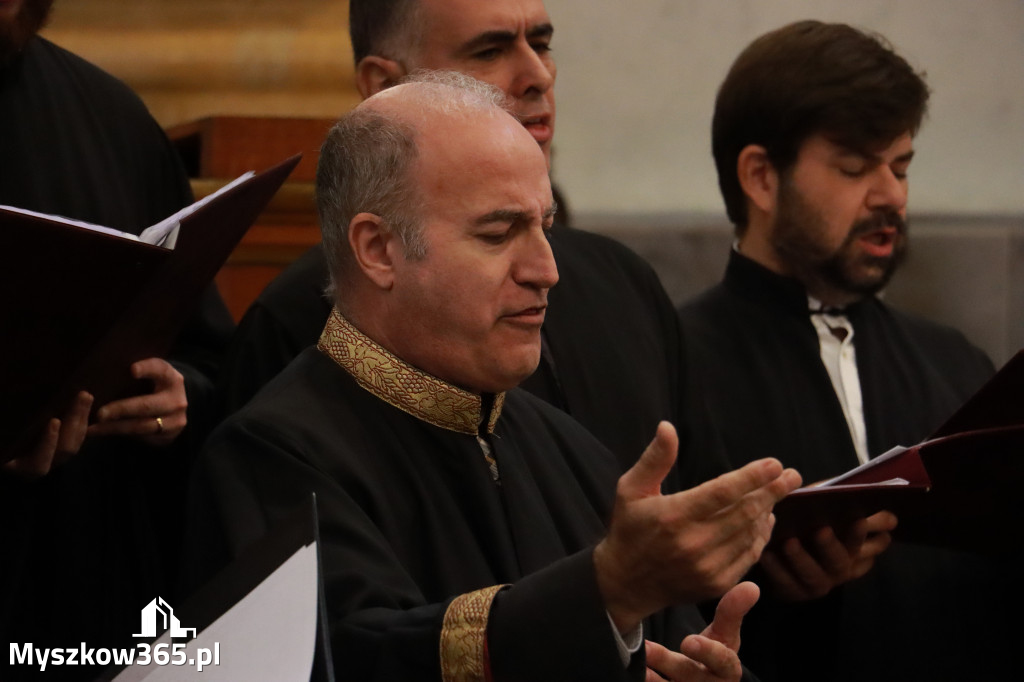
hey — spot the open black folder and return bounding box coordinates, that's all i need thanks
[771,350,1024,556]
[0,154,301,460]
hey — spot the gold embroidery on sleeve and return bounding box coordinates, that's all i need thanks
[440,585,505,682]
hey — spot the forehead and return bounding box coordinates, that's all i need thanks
[412,111,551,213]
[416,0,551,48]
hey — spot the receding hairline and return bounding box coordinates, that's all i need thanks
[355,72,514,130]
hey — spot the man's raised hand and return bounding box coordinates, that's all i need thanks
[595,422,801,632]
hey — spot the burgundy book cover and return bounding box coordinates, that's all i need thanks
[0,154,301,460]
[772,352,1024,556]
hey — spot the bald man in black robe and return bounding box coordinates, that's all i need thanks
[216,0,727,492]
[186,75,803,682]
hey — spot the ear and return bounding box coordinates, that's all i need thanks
[736,144,779,217]
[355,56,408,98]
[349,212,398,290]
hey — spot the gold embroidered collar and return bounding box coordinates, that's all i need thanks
[318,308,504,435]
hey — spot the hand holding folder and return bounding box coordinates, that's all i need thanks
[0,154,302,462]
[772,350,1024,556]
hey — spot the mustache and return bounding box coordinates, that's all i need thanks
[849,210,907,239]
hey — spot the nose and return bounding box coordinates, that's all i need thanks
[509,43,555,100]
[867,166,908,213]
[514,227,559,290]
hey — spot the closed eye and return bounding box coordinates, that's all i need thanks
[527,24,554,55]
[472,46,504,62]
[478,230,511,245]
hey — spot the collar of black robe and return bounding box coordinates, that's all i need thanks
[317,307,505,436]
[724,249,868,319]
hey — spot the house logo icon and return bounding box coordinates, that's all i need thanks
[133,597,197,639]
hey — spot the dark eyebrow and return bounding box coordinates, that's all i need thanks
[526,23,554,41]
[458,23,554,55]
[475,208,530,226]
[459,30,517,56]
[892,150,915,164]
[838,148,915,166]
[866,149,915,166]
[475,203,558,226]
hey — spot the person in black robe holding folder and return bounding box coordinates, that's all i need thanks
[677,20,1015,681]
[0,1,233,677]
[185,73,806,681]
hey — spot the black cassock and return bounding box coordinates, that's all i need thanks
[679,250,1016,681]
[185,310,712,682]
[1,36,232,678]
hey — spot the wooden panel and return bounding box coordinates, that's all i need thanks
[170,118,326,321]
[41,0,358,128]
[168,117,336,182]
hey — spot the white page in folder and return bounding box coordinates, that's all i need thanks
[112,541,318,682]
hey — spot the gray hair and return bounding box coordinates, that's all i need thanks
[316,71,511,300]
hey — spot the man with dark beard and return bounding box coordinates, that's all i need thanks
[1,1,233,678]
[678,21,1013,682]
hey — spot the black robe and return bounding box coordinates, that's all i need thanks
[185,311,711,682]
[1,37,233,679]
[218,226,727,487]
[0,36,234,400]
[678,250,1016,681]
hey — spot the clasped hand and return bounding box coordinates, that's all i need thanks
[758,510,898,601]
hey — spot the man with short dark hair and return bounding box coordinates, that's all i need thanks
[187,73,803,681]
[679,20,1011,681]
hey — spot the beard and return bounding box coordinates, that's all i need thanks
[771,177,908,306]
[0,0,54,67]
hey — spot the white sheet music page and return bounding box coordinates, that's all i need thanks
[112,540,319,681]
[0,170,256,250]
[138,171,255,248]
[816,445,910,488]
